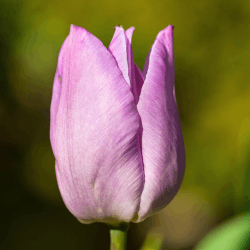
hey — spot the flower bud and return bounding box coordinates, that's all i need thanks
[50,24,185,224]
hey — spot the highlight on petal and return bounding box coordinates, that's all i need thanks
[135,25,185,223]
[51,24,144,224]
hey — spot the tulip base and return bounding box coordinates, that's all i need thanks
[107,222,130,250]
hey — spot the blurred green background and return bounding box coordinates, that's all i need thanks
[1,0,250,249]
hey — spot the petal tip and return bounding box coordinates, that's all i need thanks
[69,24,89,45]
[113,24,124,31]
[126,26,135,32]
[69,24,79,36]
[163,25,174,35]
[155,25,174,44]
[125,27,135,41]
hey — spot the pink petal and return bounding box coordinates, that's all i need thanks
[51,25,144,224]
[135,25,186,223]
[108,26,145,106]
[108,28,145,200]
[108,26,130,87]
[125,27,145,106]
[50,34,70,153]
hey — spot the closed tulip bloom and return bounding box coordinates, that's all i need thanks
[50,24,185,225]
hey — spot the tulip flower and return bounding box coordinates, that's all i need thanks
[50,24,185,250]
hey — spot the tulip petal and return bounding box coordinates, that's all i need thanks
[51,25,144,224]
[108,27,145,197]
[108,26,145,106]
[50,34,70,153]
[125,27,145,106]
[135,25,185,223]
[108,26,131,87]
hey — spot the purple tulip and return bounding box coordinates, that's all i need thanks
[50,24,185,225]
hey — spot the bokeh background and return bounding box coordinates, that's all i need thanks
[1,0,250,249]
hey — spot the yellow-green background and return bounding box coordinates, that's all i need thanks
[1,0,250,249]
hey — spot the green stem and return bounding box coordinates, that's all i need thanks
[108,222,130,250]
